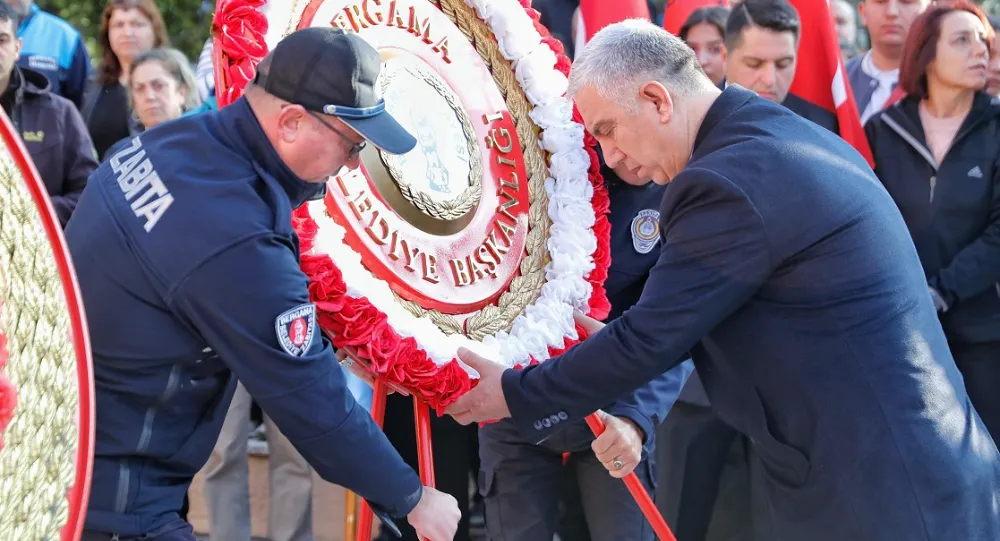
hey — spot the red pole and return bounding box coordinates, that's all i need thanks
[356,380,389,540]
[585,413,677,541]
[412,399,436,541]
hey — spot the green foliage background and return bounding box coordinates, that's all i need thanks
[983,0,1000,18]
[34,0,213,66]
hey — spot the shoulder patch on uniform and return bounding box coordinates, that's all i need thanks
[275,303,317,357]
[631,209,661,254]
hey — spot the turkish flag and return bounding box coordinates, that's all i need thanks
[573,0,651,55]
[785,0,874,166]
[662,0,728,35]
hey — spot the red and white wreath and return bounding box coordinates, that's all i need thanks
[214,0,610,411]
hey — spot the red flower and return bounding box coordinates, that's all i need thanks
[293,207,320,253]
[0,371,17,434]
[361,328,402,371]
[303,259,349,315]
[389,337,421,372]
[431,361,475,410]
[327,301,383,348]
[212,0,268,106]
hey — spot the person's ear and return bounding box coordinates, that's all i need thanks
[638,81,674,124]
[276,104,306,143]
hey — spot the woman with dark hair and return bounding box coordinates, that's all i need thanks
[82,0,169,161]
[988,16,999,97]
[679,6,730,87]
[865,0,1000,443]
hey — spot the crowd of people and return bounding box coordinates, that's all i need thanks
[5,0,999,539]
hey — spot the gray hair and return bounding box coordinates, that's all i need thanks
[128,47,203,112]
[568,19,708,111]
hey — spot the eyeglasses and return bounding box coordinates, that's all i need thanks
[308,111,367,160]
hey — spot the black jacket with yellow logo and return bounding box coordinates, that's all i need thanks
[1,65,97,226]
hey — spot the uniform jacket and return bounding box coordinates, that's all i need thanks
[599,170,693,448]
[16,3,90,109]
[2,65,96,226]
[865,93,1000,344]
[64,97,421,536]
[501,86,1000,541]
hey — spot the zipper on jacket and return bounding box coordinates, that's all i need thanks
[113,363,184,514]
[881,115,941,205]
[112,461,129,513]
[882,115,938,171]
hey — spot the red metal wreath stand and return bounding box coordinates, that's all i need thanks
[344,383,676,541]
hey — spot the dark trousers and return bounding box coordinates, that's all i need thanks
[479,418,656,541]
[379,392,478,541]
[81,516,195,541]
[951,340,1000,445]
[655,401,769,541]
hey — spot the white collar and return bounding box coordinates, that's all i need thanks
[861,50,899,80]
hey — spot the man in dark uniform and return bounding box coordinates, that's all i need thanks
[445,19,1000,541]
[475,148,693,541]
[64,28,460,541]
[555,152,694,541]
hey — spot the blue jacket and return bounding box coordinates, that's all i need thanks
[64,97,421,535]
[599,168,692,447]
[1,65,96,226]
[501,86,1000,540]
[17,3,90,109]
[185,93,218,116]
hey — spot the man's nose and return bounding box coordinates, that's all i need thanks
[886,0,899,18]
[758,64,777,87]
[604,146,626,168]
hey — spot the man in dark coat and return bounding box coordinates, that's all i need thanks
[0,2,96,227]
[445,19,1000,541]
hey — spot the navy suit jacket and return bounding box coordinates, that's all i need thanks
[502,86,1000,540]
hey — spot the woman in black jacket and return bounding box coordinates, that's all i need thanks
[81,0,168,161]
[865,0,1000,441]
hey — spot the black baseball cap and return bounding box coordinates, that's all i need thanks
[253,27,417,154]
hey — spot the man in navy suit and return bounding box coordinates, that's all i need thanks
[445,19,1000,541]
